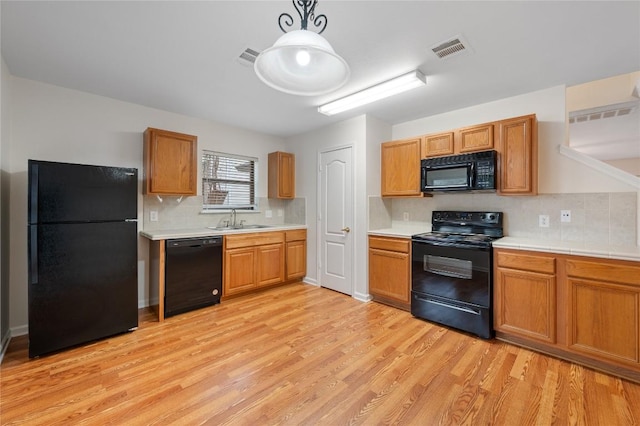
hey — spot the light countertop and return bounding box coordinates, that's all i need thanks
[492,237,640,262]
[140,224,307,241]
[367,226,639,262]
[368,224,431,238]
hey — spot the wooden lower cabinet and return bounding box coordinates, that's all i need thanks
[566,259,640,365]
[494,250,556,343]
[285,229,307,280]
[224,247,256,295]
[494,248,640,383]
[223,231,285,297]
[368,235,411,310]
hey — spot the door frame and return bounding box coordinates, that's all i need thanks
[316,144,355,296]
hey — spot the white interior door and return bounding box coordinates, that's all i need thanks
[319,146,353,295]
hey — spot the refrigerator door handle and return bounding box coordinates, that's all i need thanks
[28,162,39,224]
[125,219,138,222]
[29,226,38,285]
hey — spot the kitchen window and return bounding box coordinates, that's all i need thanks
[202,150,257,210]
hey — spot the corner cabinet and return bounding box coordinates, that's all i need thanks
[368,235,411,310]
[144,127,198,196]
[494,248,640,383]
[268,151,295,199]
[497,115,538,195]
[381,138,422,197]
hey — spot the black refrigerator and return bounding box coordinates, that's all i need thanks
[27,160,139,358]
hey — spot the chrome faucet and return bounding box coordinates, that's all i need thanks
[230,209,236,227]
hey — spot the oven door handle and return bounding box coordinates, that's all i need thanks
[415,296,481,315]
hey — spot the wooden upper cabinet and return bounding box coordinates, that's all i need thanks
[144,128,198,196]
[421,132,455,158]
[457,123,494,153]
[268,151,295,199]
[381,138,422,197]
[497,115,538,195]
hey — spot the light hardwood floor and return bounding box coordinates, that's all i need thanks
[2,283,639,425]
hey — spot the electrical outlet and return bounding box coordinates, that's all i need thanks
[403,212,409,221]
[277,209,284,217]
[561,210,571,223]
[265,210,272,218]
[150,211,158,222]
[539,214,550,228]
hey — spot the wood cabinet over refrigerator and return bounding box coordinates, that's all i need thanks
[144,127,198,196]
[268,151,295,199]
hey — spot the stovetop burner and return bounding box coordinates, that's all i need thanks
[412,211,504,248]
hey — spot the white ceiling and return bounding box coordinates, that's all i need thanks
[2,1,639,138]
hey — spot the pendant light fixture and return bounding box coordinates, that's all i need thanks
[254,0,350,96]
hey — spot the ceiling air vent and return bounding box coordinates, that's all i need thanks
[237,48,260,66]
[568,101,639,124]
[431,35,470,59]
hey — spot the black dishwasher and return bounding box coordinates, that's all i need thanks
[165,236,222,317]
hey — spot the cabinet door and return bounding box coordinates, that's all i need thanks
[256,243,285,287]
[369,248,410,305]
[421,132,454,158]
[498,115,537,195]
[566,258,640,365]
[381,138,422,197]
[567,278,639,364]
[223,247,256,296]
[286,240,306,280]
[457,123,494,153]
[494,267,556,343]
[268,151,295,199]
[144,128,197,196]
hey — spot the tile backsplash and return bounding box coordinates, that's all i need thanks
[142,196,306,231]
[370,192,638,247]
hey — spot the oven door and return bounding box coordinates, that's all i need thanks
[421,163,473,192]
[411,241,493,338]
[411,241,491,307]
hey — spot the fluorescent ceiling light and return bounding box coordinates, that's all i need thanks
[318,70,426,116]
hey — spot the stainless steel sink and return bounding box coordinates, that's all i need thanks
[207,224,272,231]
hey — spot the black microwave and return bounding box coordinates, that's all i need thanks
[421,150,497,192]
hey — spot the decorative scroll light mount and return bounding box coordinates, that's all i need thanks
[254,0,350,96]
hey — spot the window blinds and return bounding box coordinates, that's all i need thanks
[202,150,257,210]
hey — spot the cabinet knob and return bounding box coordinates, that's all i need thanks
[341,227,351,233]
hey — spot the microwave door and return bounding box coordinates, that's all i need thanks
[424,163,473,191]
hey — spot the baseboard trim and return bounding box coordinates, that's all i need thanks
[0,328,11,364]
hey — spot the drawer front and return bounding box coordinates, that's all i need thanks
[285,229,307,242]
[496,250,555,274]
[225,231,285,249]
[368,236,410,253]
[566,259,640,287]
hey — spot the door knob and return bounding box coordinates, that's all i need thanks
[341,227,351,233]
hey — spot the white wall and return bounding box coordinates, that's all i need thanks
[393,85,638,194]
[286,116,372,300]
[8,77,286,332]
[1,54,11,355]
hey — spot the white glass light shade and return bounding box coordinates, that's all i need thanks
[254,30,350,96]
[318,70,426,116]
